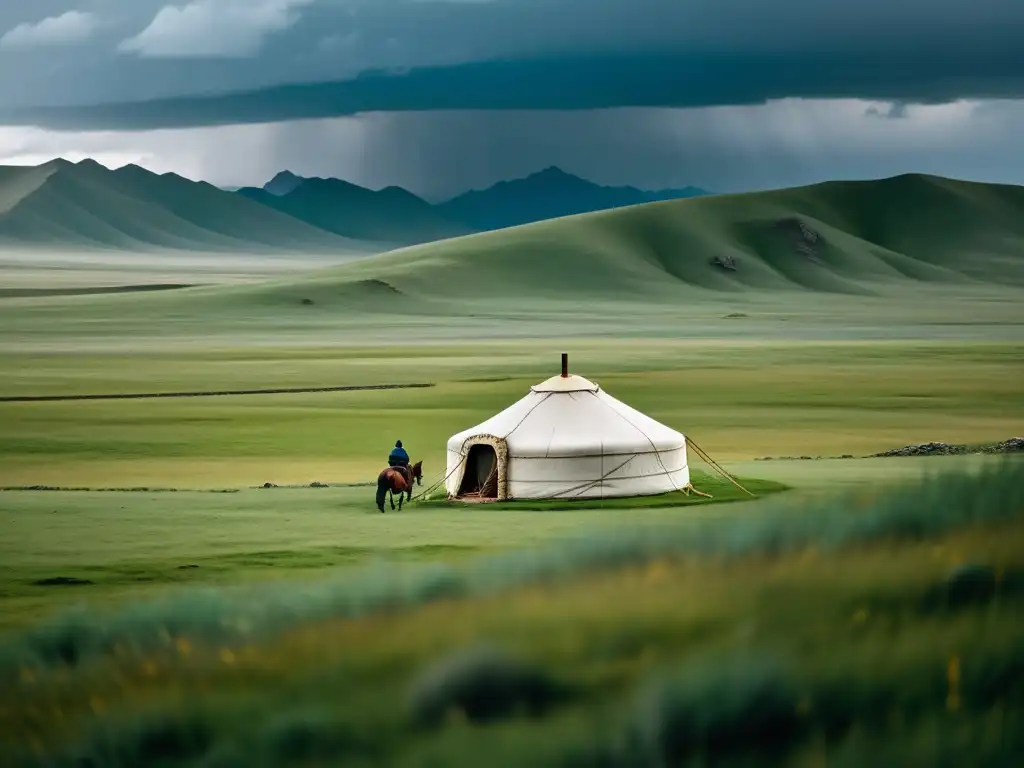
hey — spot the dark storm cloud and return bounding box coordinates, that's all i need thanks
[343,103,1024,199]
[866,103,909,120]
[7,100,1021,200]
[0,0,1022,130]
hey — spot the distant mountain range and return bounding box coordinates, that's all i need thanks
[0,159,710,251]
[239,166,709,244]
[236,175,473,243]
[437,166,708,231]
[0,159,354,252]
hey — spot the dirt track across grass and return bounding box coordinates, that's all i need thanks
[0,382,434,403]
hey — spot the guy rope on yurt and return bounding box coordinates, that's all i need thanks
[413,353,755,505]
[411,390,556,502]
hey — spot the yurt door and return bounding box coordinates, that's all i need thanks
[459,444,498,498]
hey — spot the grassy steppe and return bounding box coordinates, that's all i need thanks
[0,461,1021,766]
[1,173,1023,764]
[1,341,1020,488]
[0,472,789,631]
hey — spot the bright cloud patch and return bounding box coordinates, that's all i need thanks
[119,0,314,58]
[0,11,99,50]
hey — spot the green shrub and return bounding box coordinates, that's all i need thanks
[65,710,215,767]
[408,645,568,726]
[620,655,803,764]
[261,709,366,761]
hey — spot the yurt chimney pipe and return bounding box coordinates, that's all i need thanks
[561,353,568,378]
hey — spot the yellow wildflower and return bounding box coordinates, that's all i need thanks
[946,655,961,713]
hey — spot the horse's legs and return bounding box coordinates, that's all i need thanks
[398,493,403,511]
[389,488,396,510]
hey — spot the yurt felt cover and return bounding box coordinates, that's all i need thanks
[445,373,688,500]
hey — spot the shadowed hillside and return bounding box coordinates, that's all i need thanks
[239,173,1024,306]
[262,170,305,196]
[239,166,709,242]
[0,161,713,252]
[0,160,363,253]
[437,165,709,231]
[2,172,1021,323]
[238,176,471,245]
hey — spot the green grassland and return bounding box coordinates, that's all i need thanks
[1,461,1022,765]
[1,173,1023,764]
[0,471,791,631]
[1,340,1020,489]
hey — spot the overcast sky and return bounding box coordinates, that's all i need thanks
[0,0,1022,198]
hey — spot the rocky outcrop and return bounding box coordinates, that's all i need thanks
[872,438,1023,458]
[873,442,967,457]
[983,437,1024,453]
[774,218,823,263]
[753,438,1022,461]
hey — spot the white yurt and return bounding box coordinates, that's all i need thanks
[445,355,689,501]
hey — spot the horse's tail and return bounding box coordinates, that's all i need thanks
[376,472,389,510]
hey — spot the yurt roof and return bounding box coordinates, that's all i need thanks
[530,373,599,393]
[447,361,684,458]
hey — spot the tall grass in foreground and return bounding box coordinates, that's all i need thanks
[1,458,1021,681]
[20,602,1024,766]
[2,459,1023,766]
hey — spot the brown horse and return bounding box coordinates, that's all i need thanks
[376,460,423,512]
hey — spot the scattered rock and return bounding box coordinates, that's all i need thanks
[774,218,823,262]
[750,439,1018,462]
[33,576,93,587]
[262,482,278,488]
[358,278,403,295]
[871,438,1024,458]
[711,255,738,271]
[983,437,1024,453]
[309,481,329,488]
[872,442,967,457]
[723,312,748,319]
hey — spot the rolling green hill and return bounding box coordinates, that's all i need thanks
[233,173,1024,307]
[0,159,362,253]
[0,160,712,253]
[2,173,1021,338]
